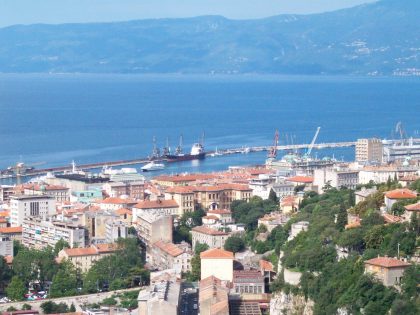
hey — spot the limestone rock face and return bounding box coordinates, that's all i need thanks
[270,292,314,315]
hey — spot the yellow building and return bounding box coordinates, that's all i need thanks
[58,243,117,272]
[364,256,411,287]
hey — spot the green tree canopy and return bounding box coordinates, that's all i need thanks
[6,276,26,301]
[224,236,245,253]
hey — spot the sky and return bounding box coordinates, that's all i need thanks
[0,0,378,28]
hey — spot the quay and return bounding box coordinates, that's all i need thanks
[0,141,356,180]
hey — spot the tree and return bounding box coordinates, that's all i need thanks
[54,239,70,255]
[224,236,245,253]
[21,304,32,310]
[0,256,11,288]
[69,303,76,312]
[336,204,348,230]
[409,211,419,236]
[401,265,420,298]
[49,260,78,298]
[268,189,279,204]
[6,276,26,301]
[187,243,209,281]
[41,301,69,314]
[390,299,417,315]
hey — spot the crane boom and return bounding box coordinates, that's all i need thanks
[306,127,321,157]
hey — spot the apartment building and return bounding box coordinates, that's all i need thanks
[191,225,229,251]
[364,257,411,287]
[135,209,173,247]
[103,181,145,200]
[0,236,13,257]
[133,199,180,218]
[149,240,192,274]
[10,195,56,227]
[313,167,359,193]
[22,217,86,249]
[58,243,117,272]
[164,186,195,215]
[194,184,252,210]
[356,138,383,163]
[105,219,128,243]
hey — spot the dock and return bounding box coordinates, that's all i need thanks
[0,141,357,180]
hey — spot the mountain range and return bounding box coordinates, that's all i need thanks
[0,0,418,75]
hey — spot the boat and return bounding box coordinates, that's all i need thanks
[141,161,165,172]
[164,134,206,162]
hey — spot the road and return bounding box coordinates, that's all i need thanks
[179,282,198,315]
[0,287,140,313]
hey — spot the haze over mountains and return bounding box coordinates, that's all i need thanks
[0,0,418,75]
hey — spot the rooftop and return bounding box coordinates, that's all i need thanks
[134,199,179,209]
[10,194,55,200]
[192,226,228,236]
[0,226,22,234]
[384,189,417,200]
[405,202,420,211]
[364,257,411,268]
[286,176,314,183]
[153,240,184,257]
[200,248,234,259]
[259,259,274,272]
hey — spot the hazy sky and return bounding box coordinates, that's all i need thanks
[0,0,378,27]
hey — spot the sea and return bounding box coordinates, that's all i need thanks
[0,74,419,183]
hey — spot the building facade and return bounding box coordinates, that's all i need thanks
[200,248,234,281]
[10,195,56,227]
[356,138,383,163]
[191,226,229,251]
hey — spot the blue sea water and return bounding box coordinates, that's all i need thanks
[0,74,419,179]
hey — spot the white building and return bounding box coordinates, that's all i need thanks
[0,236,13,257]
[10,195,56,227]
[200,248,234,282]
[355,138,383,163]
[150,240,192,274]
[288,221,309,241]
[191,226,229,251]
[105,219,128,243]
[313,167,359,193]
[22,216,86,249]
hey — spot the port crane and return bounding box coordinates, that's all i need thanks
[267,130,279,159]
[304,127,321,158]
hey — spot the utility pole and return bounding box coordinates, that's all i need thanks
[397,243,400,259]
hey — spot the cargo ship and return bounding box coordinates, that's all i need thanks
[164,135,206,162]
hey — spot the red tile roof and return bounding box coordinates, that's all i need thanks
[134,199,179,209]
[192,226,228,236]
[115,208,132,215]
[203,215,219,220]
[154,174,217,183]
[95,243,118,253]
[364,257,411,268]
[207,209,231,215]
[0,226,22,234]
[260,259,274,272]
[165,186,195,194]
[64,247,98,257]
[100,197,137,204]
[0,211,10,217]
[383,213,403,224]
[385,189,417,200]
[405,202,420,211]
[153,240,184,257]
[286,176,314,183]
[200,248,234,259]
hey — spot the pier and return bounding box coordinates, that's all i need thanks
[0,141,357,180]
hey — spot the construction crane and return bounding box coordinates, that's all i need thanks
[305,127,321,158]
[267,130,279,159]
[7,161,46,185]
[395,121,407,145]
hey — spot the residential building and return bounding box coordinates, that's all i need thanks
[384,189,417,211]
[249,174,274,199]
[271,181,295,199]
[403,202,420,221]
[288,221,309,241]
[0,226,23,242]
[233,270,265,294]
[358,165,418,185]
[96,197,137,211]
[21,184,70,202]
[22,217,86,249]
[105,220,128,243]
[206,209,233,224]
[313,167,359,193]
[152,174,217,187]
[0,236,13,257]
[199,275,230,315]
[10,195,56,227]
[164,186,195,214]
[258,212,288,232]
[364,257,411,287]
[138,270,180,315]
[0,185,15,202]
[135,209,173,247]
[194,184,252,210]
[200,248,234,281]
[132,199,180,218]
[149,240,192,274]
[191,226,229,251]
[285,176,314,188]
[81,210,119,243]
[259,259,276,284]
[58,243,117,272]
[355,138,383,163]
[70,189,103,204]
[114,208,133,224]
[355,187,378,204]
[103,181,145,200]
